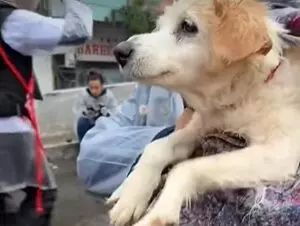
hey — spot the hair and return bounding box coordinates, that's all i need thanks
[87,68,104,84]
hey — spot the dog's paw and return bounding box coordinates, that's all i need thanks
[106,186,122,205]
[133,165,189,226]
[133,210,179,226]
[109,168,161,226]
[109,198,147,226]
[134,219,177,226]
[106,194,118,205]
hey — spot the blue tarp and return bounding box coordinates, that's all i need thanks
[77,84,184,195]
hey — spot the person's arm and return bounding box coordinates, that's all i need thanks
[104,90,118,116]
[95,85,141,128]
[1,0,92,56]
[73,91,87,119]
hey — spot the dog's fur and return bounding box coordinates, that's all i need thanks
[109,0,300,225]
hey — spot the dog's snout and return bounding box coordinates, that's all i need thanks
[113,41,133,67]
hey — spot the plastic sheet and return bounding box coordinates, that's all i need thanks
[58,0,93,46]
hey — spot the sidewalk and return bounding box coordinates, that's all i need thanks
[52,158,110,226]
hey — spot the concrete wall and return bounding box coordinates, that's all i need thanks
[36,82,135,138]
[32,43,135,141]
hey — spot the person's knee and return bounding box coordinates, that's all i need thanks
[77,117,90,128]
[77,117,93,141]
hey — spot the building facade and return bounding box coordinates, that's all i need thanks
[34,0,173,92]
[46,0,129,90]
[75,21,129,85]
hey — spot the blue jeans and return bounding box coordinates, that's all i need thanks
[77,117,94,142]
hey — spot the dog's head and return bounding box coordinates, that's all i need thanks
[114,0,277,91]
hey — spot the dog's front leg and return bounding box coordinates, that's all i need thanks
[109,112,204,226]
[135,139,300,226]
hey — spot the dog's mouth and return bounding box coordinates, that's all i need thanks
[118,60,172,83]
[134,70,171,82]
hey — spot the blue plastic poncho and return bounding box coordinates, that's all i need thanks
[76,84,184,195]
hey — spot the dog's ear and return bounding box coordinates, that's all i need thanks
[212,0,272,64]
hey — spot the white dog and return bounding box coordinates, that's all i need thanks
[109,0,300,225]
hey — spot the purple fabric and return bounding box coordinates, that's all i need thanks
[265,0,300,37]
[177,132,300,226]
[180,185,300,225]
[288,16,300,36]
[150,131,300,226]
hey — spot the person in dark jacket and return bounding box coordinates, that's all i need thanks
[0,0,92,225]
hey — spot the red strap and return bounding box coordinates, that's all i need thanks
[0,45,44,215]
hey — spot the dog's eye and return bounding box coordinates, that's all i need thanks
[180,20,198,34]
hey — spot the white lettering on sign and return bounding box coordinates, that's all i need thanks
[77,43,114,56]
[76,43,116,62]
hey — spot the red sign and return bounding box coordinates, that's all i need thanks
[77,43,114,56]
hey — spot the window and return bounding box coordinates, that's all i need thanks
[45,0,130,90]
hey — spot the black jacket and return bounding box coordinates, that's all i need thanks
[0,3,42,117]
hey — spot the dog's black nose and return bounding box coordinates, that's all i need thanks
[113,41,133,67]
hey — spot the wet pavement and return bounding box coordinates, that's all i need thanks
[52,159,110,226]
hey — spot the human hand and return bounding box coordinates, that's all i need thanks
[139,105,148,116]
[82,107,95,118]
